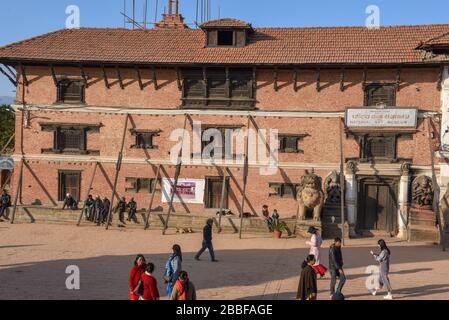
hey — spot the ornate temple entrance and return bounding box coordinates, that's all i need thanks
[357,176,398,234]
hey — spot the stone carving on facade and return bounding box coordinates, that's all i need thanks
[297,171,324,221]
[400,162,411,176]
[324,171,342,206]
[345,160,358,175]
[412,176,434,208]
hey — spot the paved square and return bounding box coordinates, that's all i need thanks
[0,223,448,300]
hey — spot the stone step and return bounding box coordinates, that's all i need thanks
[409,225,440,243]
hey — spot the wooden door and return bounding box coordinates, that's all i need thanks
[359,178,397,232]
[58,171,81,201]
[205,177,228,209]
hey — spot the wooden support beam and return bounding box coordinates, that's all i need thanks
[362,67,368,88]
[176,67,183,91]
[239,116,251,239]
[135,66,144,90]
[437,65,444,91]
[116,66,124,90]
[102,65,110,89]
[202,66,208,98]
[50,65,58,86]
[396,67,402,91]
[0,65,17,86]
[77,162,99,226]
[163,115,188,235]
[340,68,345,92]
[251,67,257,99]
[105,114,129,230]
[10,158,24,224]
[5,65,15,76]
[293,68,299,92]
[80,65,89,88]
[217,167,228,233]
[144,164,162,230]
[273,68,278,92]
[152,67,158,90]
[19,63,28,87]
[316,68,321,92]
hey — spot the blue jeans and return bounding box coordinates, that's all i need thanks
[0,205,9,218]
[330,269,346,295]
[195,240,216,261]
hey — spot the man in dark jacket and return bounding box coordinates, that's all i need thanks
[62,193,77,210]
[0,189,11,221]
[127,198,137,223]
[84,195,95,221]
[194,218,218,262]
[93,195,103,223]
[115,197,127,225]
[101,197,111,225]
[329,237,346,297]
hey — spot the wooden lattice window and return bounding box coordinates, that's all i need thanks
[279,134,307,153]
[57,80,85,104]
[125,177,160,193]
[361,135,396,161]
[269,183,299,199]
[364,84,396,107]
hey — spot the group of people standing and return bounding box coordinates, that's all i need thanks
[75,194,138,226]
[298,228,393,300]
[128,219,218,300]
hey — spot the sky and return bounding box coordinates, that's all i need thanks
[1,0,449,97]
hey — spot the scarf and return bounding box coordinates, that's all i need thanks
[175,280,188,300]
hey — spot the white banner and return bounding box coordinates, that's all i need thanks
[161,178,205,204]
[345,108,418,128]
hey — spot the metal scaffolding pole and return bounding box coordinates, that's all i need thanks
[105,114,129,230]
[10,158,24,224]
[217,167,228,233]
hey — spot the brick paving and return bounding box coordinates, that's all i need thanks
[0,223,448,300]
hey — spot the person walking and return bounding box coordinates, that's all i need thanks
[115,197,127,226]
[170,271,197,300]
[297,255,318,300]
[93,195,103,224]
[129,254,146,300]
[0,190,11,221]
[84,195,94,221]
[370,239,393,300]
[127,198,137,223]
[140,263,160,300]
[306,226,327,278]
[164,244,183,298]
[194,218,218,262]
[329,237,346,298]
[101,197,111,226]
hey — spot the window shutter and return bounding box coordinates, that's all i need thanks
[207,30,218,46]
[236,30,246,47]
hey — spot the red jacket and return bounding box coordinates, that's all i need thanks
[129,265,145,300]
[141,273,160,300]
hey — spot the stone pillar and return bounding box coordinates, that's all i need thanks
[397,162,411,239]
[345,161,358,238]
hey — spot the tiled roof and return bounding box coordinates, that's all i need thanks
[1,24,449,66]
[200,18,252,29]
[419,31,449,48]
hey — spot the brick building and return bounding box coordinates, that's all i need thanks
[1,3,449,239]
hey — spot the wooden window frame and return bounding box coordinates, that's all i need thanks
[204,176,230,209]
[206,29,247,48]
[364,83,397,107]
[125,177,161,193]
[58,170,81,202]
[269,183,299,199]
[130,129,160,149]
[57,79,86,104]
[200,125,243,160]
[359,134,397,163]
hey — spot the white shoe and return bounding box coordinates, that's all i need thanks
[384,293,393,300]
[370,289,377,296]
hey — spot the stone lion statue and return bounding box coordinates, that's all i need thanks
[297,171,325,221]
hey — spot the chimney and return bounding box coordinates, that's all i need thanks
[155,0,188,29]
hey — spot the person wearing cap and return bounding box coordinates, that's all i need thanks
[194,218,218,262]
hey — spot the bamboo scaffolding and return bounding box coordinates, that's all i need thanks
[217,167,228,233]
[10,158,24,224]
[77,162,99,226]
[239,116,251,239]
[144,164,162,230]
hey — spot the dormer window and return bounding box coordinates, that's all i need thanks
[201,18,254,48]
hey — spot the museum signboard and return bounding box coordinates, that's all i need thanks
[161,178,206,204]
[345,107,418,129]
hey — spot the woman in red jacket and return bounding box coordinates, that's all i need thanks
[129,254,146,300]
[140,263,160,300]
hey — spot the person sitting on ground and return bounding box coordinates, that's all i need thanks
[0,189,11,222]
[84,195,95,221]
[62,193,77,210]
[127,198,137,223]
[262,205,273,231]
[170,271,197,301]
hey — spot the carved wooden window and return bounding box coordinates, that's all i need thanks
[364,84,396,107]
[360,135,396,161]
[201,126,241,160]
[182,68,254,109]
[269,183,299,199]
[279,134,307,153]
[57,80,85,104]
[125,177,160,193]
[130,130,159,149]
